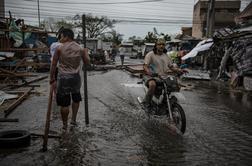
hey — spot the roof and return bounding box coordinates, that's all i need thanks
[144,43,155,46]
[121,42,133,46]
[236,1,252,19]
[195,0,241,9]
[235,25,252,32]
[175,34,198,41]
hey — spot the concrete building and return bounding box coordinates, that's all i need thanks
[0,0,4,18]
[192,0,241,39]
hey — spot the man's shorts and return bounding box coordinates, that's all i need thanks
[143,75,159,87]
[56,92,82,107]
[56,73,82,107]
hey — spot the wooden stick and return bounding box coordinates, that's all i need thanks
[9,75,47,89]
[0,118,19,122]
[0,68,17,76]
[31,133,61,139]
[0,73,37,77]
[42,85,53,151]
[4,88,32,117]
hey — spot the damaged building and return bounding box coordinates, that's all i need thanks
[192,0,241,39]
[208,1,252,90]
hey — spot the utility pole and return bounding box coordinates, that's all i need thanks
[82,14,89,125]
[37,0,41,27]
[0,0,4,18]
[206,0,215,38]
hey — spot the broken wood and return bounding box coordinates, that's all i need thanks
[3,58,31,82]
[0,73,37,77]
[7,84,40,88]
[4,88,32,117]
[125,65,144,74]
[31,133,61,139]
[9,75,47,89]
[0,68,18,76]
[42,85,54,151]
[0,118,19,122]
[4,90,41,95]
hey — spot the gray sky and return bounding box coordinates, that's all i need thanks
[4,0,251,40]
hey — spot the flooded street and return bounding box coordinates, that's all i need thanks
[0,58,252,166]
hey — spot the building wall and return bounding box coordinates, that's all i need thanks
[192,0,240,39]
[192,1,208,38]
[0,0,4,18]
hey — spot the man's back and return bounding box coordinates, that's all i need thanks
[58,41,82,75]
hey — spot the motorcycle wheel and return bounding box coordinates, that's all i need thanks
[171,103,186,134]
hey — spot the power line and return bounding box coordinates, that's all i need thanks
[6,2,194,12]
[4,11,194,23]
[5,5,193,20]
[18,0,192,5]
[4,0,198,35]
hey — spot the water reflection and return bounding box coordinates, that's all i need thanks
[229,92,252,109]
[140,120,186,165]
[52,127,88,166]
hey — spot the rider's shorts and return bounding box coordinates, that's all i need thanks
[143,75,160,87]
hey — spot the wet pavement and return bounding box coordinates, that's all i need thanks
[0,57,252,166]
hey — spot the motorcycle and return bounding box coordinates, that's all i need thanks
[138,74,186,134]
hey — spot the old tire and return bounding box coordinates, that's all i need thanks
[0,130,31,148]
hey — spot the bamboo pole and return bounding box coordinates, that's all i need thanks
[42,85,53,151]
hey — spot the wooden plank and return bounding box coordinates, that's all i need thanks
[0,118,19,122]
[21,62,50,67]
[0,68,17,75]
[0,73,37,77]
[3,58,26,82]
[42,85,54,151]
[125,65,144,74]
[31,133,61,139]
[8,75,47,89]
[4,88,32,117]
[0,48,48,52]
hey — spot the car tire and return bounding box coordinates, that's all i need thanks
[0,130,31,148]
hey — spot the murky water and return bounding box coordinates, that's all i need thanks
[0,69,252,166]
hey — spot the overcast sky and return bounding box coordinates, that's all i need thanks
[4,0,251,40]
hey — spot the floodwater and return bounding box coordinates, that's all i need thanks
[0,68,252,166]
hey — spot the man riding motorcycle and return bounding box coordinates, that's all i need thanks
[143,38,187,111]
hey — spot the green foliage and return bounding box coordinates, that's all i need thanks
[56,20,73,29]
[144,32,158,43]
[144,28,171,43]
[42,14,117,39]
[75,14,117,38]
[101,30,123,45]
[128,36,144,45]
